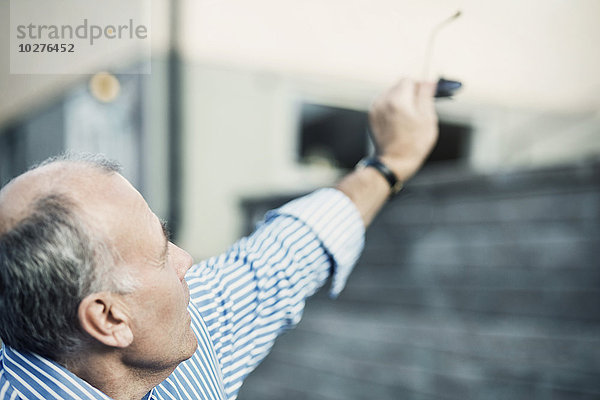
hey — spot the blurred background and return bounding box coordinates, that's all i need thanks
[1,0,599,399]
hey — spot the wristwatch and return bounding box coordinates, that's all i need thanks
[356,156,403,197]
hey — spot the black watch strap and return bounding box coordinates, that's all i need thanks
[356,157,403,196]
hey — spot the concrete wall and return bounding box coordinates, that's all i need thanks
[175,0,600,257]
[178,61,600,258]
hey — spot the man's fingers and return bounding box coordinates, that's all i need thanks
[387,78,415,110]
[416,81,436,103]
[372,78,436,117]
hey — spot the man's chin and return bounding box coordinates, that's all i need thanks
[183,330,199,360]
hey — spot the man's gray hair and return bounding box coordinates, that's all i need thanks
[0,153,138,360]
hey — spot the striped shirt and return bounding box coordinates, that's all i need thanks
[1,188,365,400]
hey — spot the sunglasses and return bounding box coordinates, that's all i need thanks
[425,11,463,98]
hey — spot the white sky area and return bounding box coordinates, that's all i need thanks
[1,0,600,123]
[179,0,600,113]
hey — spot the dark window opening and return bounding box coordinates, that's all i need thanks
[298,103,471,169]
[425,121,472,165]
[299,103,369,169]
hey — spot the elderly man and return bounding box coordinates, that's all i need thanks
[0,79,438,400]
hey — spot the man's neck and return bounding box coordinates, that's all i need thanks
[64,351,174,400]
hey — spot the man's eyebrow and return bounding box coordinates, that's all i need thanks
[160,219,171,241]
[160,219,171,262]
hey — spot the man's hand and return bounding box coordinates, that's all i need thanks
[369,79,439,182]
[336,78,439,227]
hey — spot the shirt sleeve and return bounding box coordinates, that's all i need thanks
[265,188,365,297]
[185,188,364,398]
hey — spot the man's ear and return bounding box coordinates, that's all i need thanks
[78,293,134,348]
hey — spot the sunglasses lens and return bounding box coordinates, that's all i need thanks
[435,78,462,98]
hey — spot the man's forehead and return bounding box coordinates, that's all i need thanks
[2,162,110,198]
[0,162,99,231]
[0,162,143,236]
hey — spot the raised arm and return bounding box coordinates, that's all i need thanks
[337,78,439,226]
[179,77,439,400]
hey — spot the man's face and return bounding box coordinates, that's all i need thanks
[0,163,198,371]
[83,171,198,370]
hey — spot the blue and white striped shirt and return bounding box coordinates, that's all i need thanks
[1,188,365,400]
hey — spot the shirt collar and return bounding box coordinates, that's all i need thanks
[1,344,149,400]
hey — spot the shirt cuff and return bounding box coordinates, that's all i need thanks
[266,188,365,297]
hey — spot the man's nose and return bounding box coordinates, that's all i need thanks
[171,243,194,280]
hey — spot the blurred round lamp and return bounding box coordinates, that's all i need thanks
[89,72,120,103]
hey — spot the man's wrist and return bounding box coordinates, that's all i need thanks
[377,154,423,183]
[356,156,403,197]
